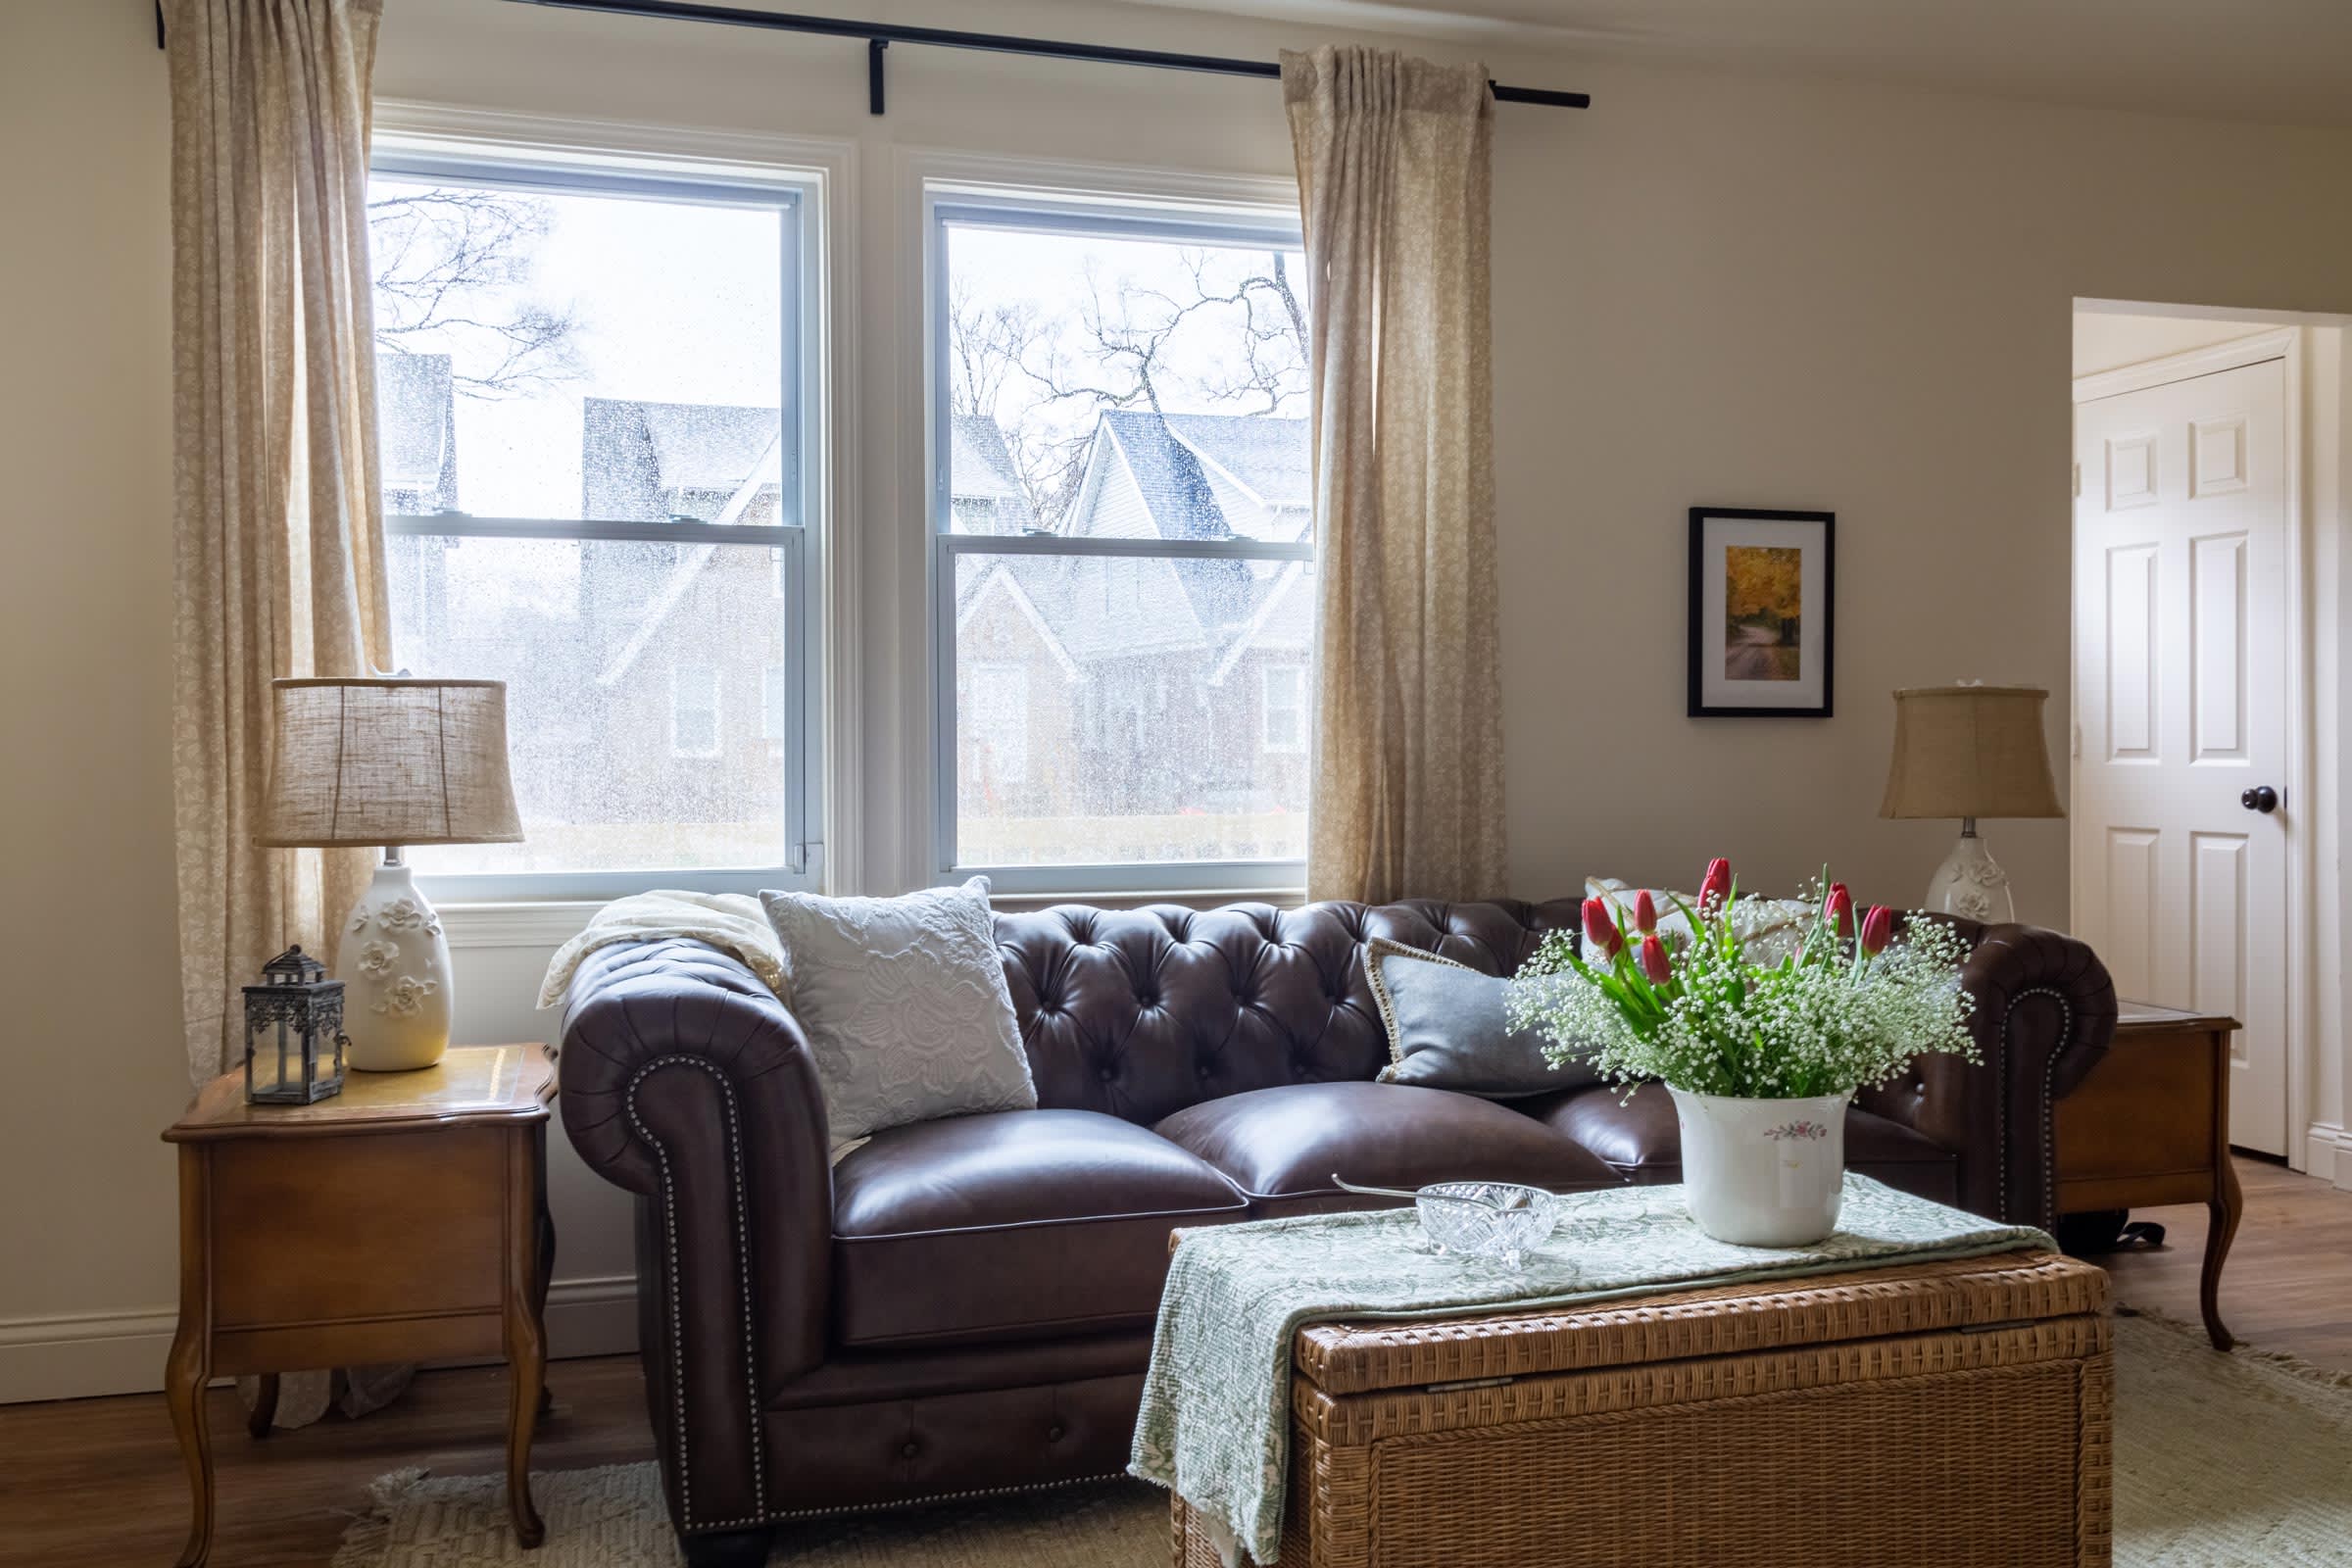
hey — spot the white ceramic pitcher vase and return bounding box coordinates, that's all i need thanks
[1667,1086,1850,1246]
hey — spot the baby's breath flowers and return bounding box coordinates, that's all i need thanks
[1507,860,1978,1101]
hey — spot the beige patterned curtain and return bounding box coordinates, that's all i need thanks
[1282,46,1506,904]
[167,0,394,1090]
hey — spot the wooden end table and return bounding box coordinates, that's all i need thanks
[162,1043,557,1567]
[2051,1003,2242,1348]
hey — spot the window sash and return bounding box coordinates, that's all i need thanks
[926,185,1310,897]
[371,139,824,905]
[934,533,1312,897]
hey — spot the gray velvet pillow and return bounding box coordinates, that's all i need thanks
[1366,938,1596,1099]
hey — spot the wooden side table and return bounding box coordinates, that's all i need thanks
[162,1044,557,1567]
[2051,1004,2242,1348]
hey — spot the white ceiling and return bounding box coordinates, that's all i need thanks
[1108,0,2352,127]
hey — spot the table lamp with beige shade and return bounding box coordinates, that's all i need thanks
[257,676,521,1071]
[1880,684,2065,923]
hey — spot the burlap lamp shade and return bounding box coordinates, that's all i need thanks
[1880,686,2064,823]
[1881,685,2061,923]
[257,678,521,848]
[256,677,519,1072]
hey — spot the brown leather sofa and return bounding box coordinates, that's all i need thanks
[558,897,2115,1565]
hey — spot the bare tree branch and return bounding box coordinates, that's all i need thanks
[368,187,582,401]
[946,245,1310,530]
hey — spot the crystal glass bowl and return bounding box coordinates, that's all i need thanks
[1414,1181,1558,1269]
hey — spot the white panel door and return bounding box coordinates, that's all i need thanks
[2074,356,2289,1153]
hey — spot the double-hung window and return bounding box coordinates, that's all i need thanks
[930,185,1313,895]
[369,135,822,900]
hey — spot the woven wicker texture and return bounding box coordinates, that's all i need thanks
[1183,1251,2111,1568]
[334,1315,2349,1567]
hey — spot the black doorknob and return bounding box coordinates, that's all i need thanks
[2241,785,2279,813]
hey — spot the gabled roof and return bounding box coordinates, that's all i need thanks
[633,401,780,491]
[954,559,1080,679]
[582,397,781,521]
[1159,413,1310,510]
[1099,410,1229,542]
[951,414,1037,532]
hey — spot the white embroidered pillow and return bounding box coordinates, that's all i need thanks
[759,877,1036,1152]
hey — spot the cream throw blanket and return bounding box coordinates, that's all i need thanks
[537,891,791,1010]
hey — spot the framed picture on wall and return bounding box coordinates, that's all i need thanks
[1688,507,1835,717]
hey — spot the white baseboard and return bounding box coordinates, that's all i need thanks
[544,1273,640,1359]
[0,1307,180,1404]
[0,1273,641,1406]
[2306,1121,2352,1191]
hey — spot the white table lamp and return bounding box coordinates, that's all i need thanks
[256,677,522,1071]
[1880,684,2064,924]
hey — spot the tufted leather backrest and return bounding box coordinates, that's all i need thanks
[994,898,1581,1126]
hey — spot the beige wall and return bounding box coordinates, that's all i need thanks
[11,0,2352,1398]
[0,0,185,1397]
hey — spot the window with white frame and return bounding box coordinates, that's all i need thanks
[1260,663,1306,754]
[370,138,820,898]
[933,186,1312,893]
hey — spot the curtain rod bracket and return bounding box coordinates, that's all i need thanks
[868,36,887,116]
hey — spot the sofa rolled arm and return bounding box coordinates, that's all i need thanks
[559,937,831,1535]
[1858,919,2117,1229]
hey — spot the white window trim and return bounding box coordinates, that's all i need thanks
[914,157,1310,899]
[368,102,857,905]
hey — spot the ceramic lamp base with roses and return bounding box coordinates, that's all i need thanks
[337,851,457,1072]
[1508,860,1980,1247]
[256,676,522,1073]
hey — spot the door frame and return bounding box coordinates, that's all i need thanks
[2071,325,2314,1168]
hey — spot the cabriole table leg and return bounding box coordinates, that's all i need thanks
[2201,1153,2243,1349]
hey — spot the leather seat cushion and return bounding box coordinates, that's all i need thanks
[1526,1082,1961,1204]
[1154,1081,1620,1218]
[831,1108,1248,1350]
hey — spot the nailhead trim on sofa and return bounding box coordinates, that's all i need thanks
[626,1056,768,1530]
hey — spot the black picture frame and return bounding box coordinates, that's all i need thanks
[1687,507,1836,718]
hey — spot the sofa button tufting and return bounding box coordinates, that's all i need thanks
[901,1440,920,1458]
[1048,1423,1065,1442]
[1098,1065,1115,1082]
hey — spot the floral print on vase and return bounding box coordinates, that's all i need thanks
[371,897,442,938]
[371,975,439,1018]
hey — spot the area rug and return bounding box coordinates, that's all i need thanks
[337,1311,2352,1567]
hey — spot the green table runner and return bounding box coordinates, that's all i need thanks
[1129,1175,2054,1563]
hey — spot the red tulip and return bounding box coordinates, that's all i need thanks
[1634,890,1658,935]
[1697,858,1733,912]
[1640,933,1672,984]
[1582,897,1623,958]
[1826,882,1854,939]
[1860,905,1894,956]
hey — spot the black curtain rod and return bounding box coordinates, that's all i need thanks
[495,0,1592,116]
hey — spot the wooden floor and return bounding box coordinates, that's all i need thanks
[2099,1154,2352,1366]
[3,1155,2346,1568]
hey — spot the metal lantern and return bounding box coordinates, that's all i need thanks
[242,946,347,1104]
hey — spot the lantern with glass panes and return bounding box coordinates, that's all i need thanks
[241,946,347,1103]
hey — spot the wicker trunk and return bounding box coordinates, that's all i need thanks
[1172,1250,2110,1568]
